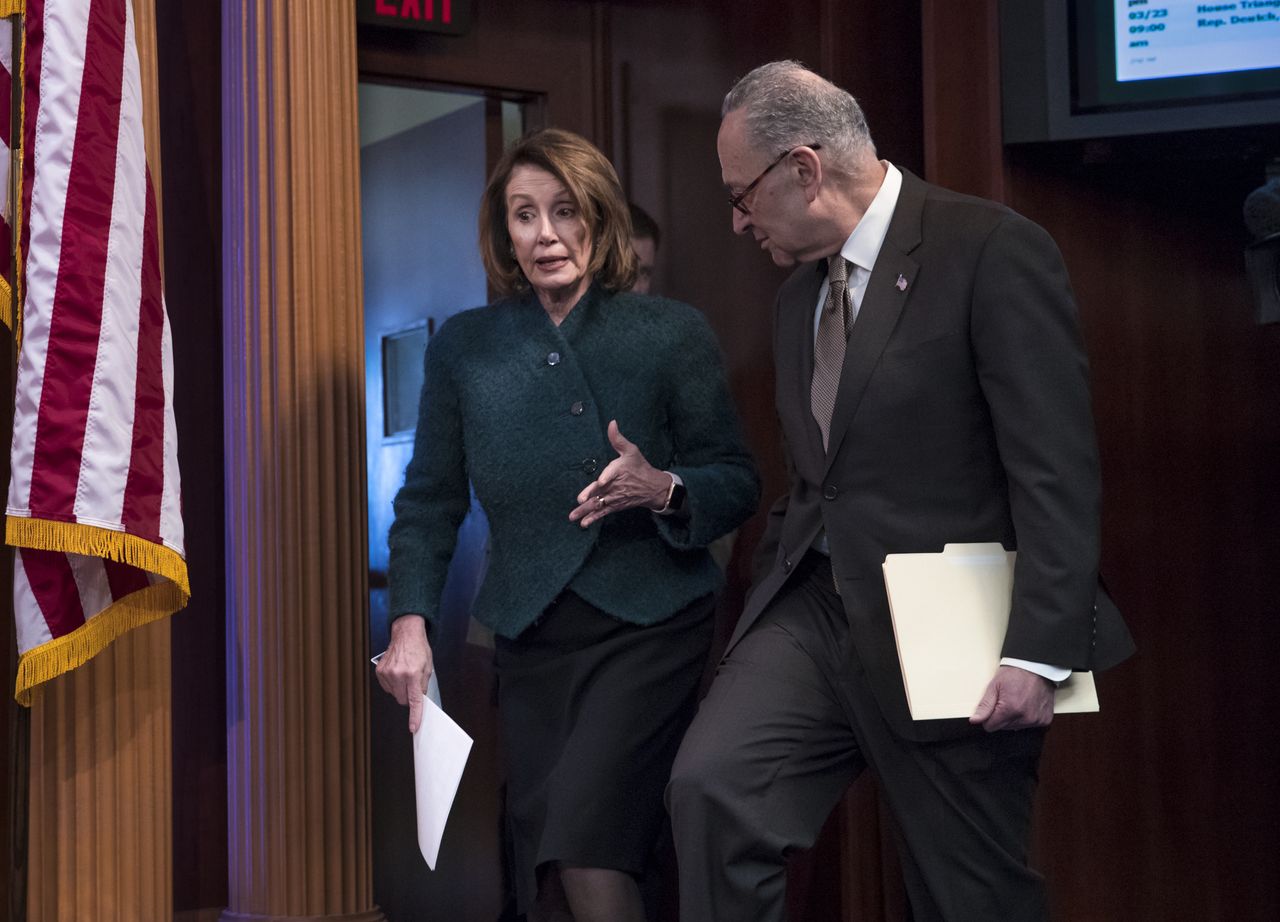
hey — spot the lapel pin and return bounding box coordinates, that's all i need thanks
[895,274,908,292]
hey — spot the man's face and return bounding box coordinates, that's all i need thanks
[630,235,656,294]
[717,109,806,268]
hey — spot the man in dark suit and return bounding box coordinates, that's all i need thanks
[667,61,1134,922]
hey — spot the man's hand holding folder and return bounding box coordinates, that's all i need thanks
[969,664,1057,732]
[882,543,1099,724]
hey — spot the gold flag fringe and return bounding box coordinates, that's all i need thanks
[8,516,191,704]
[0,277,12,330]
[14,578,187,706]
[7,516,190,595]
[0,2,25,17]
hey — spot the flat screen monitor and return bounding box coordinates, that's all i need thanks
[1001,0,1280,143]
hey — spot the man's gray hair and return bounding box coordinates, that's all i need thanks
[722,61,875,167]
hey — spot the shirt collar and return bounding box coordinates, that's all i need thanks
[838,161,902,274]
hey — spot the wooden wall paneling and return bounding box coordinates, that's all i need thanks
[155,0,228,915]
[484,96,505,176]
[819,0,925,178]
[4,335,23,922]
[356,0,603,143]
[924,0,1280,917]
[920,0,1004,199]
[1007,145,1280,922]
[832,782,907,922]
[590,1,612,155]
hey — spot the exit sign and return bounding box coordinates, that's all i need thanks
[356,0,472,36]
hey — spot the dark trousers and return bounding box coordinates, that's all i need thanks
[667,553,1047,922]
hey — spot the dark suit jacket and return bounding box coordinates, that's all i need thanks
[732,169,1134,741]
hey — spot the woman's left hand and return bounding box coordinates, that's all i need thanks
[570,420,672,528]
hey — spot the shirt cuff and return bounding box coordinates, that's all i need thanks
[1000,657,1071,684]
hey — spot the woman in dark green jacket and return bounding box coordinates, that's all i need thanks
[376,128,759,922]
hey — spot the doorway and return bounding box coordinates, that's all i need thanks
[360,79,530,922]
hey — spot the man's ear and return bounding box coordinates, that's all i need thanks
[792,146,823,204]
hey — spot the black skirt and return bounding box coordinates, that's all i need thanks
[493,590,715,913]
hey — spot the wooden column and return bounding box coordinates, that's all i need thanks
[24,3,173,921]
[25,618,172,922]
[221,3,382,920]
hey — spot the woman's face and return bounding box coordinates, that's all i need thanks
[505,164,594,307]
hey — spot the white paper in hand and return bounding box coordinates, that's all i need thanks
[412,673,473,869]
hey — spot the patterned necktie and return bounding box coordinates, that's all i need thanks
[811,255,851,450]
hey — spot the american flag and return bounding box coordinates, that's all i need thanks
[3,0,188,704]
[0,3,18,322]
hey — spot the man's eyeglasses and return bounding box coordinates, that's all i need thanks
[728,143,822,216]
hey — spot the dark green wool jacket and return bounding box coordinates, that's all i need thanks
[387,285,760,640]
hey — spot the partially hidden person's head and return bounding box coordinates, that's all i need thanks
[628,202,661,295]
[480,128,637,302]
[718,60,879,267]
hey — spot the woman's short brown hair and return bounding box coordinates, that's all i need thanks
[479,128,637,297]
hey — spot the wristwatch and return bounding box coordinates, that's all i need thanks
[660,473,687,515]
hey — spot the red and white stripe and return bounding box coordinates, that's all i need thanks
[6,0,185,680]
[1,19,15,291]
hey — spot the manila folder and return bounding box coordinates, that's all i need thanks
[882,543,1098,721]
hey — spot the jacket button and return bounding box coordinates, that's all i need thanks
[547,351,561,366]
[783,558,793,572]
[823,484,838,500]
[570,400,585,416]
[581,457,598,474]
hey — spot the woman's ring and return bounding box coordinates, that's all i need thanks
[597,495,607,507]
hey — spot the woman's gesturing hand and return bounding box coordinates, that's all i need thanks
[570,420,672,528]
